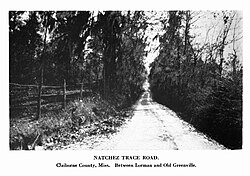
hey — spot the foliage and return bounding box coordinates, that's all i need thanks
[9,10,148,149]
[149,10,242,149]
[9,11,42,84]
[9,10,147,102]
[10,94,134,150]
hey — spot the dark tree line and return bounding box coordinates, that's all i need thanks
[9,11,148,108]
[149,11,242,149]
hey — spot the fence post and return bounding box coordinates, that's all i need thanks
[80,83,83,100]
[37,84,42,120]
[63,79,66,109]
[37,65,44,120]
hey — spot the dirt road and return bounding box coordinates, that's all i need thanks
[62,82,226,150]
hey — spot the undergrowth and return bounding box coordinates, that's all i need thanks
[9,93,134,150]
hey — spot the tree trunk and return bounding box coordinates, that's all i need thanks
[36,13,48,120]
[219,12,234,76]
[219,46,225,76]
[232,51,237,81]
[63,79,66,109]
[103,59,110,99]
[67,38,72,84]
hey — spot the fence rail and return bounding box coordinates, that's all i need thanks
[10,83,38,88]
[9,81,91,119]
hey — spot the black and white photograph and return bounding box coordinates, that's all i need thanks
[1,0,249,176]
[9,10,242,151]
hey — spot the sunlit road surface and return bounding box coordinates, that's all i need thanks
[63,81,226,150]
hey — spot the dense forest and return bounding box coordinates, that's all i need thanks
[9,11,148,149]
[149,11,242,149]
[10,11,148,108]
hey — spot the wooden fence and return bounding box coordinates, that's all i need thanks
[9,80,91,119]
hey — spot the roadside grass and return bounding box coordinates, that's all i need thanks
[9,93,134,150]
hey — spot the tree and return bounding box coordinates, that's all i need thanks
[9,10,148,120]
[89,11,147,101]
[149,10,242,149]
[9,11,42,84]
